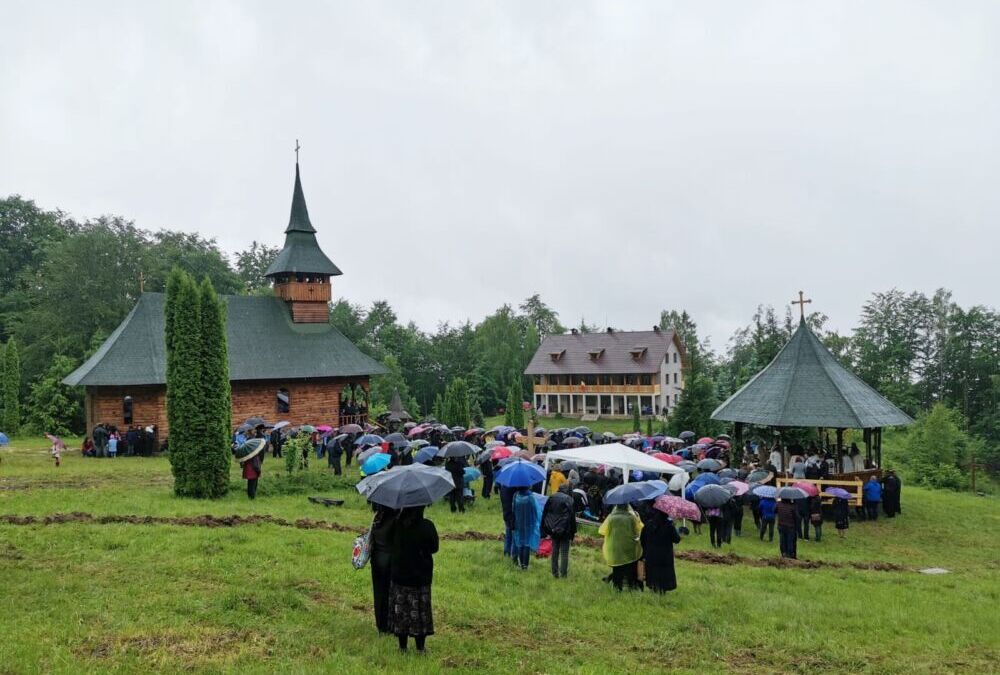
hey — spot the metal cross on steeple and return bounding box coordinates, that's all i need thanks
[792,290,812,320]
[295,139,301,164]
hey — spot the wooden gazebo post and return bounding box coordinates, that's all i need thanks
[734,422,744,464]
[835,428,844,474]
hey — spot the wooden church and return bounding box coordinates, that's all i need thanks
[64,162,386,439]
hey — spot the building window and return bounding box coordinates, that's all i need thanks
[277,388,290,414]
[673,352,678,363]
[640,374,652,386]
[123,396,133,425]
[533,375,541,385]
[673,372,678,384]
[674,393,679,404]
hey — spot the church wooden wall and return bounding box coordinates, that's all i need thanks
[85,378,369,441]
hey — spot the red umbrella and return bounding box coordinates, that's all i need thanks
[793,481,819,497]
[490,447,513,461]
[651,452,677,464]
[653,495,702,521]
[697,437,714,445]
[463,428,484,438]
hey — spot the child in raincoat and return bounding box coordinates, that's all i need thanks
[599,505,644,591]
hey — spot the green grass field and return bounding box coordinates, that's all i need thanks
[1,436,998,674]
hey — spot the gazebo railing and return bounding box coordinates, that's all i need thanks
[775,477,864,507]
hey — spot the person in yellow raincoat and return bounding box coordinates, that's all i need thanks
[598,504,644,591]
[548,467,567,496]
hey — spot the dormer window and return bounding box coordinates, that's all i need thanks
[630,346,648,360]
[549,349,566,362]
[588,349,605,361]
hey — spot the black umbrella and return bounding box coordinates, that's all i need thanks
[677,461,697,473]
[679,431,696,440]
[356,464,455,508]
[384,433,409,449]
[573,426,591,435]
[746,469,773,484]
[331,433,349,444]
[437,441,478,458]
[693,484,733,508]
[244,416,267,427]
[697,458,723,472]
[561,437,583,447]
[356,446,385,463]
[717,468,738,479]
[777,486,808,500]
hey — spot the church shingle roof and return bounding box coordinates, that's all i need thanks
[63,293,386,386]
[711,319,913,429]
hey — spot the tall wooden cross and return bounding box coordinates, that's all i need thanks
[295,139,301,163]
[138,270,145,293]
[792,290,812,320]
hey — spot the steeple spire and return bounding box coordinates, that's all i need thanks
[286,162,316,234]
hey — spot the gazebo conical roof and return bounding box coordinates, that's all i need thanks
[712,319,913,429]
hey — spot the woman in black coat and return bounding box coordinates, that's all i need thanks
[388,506,439,652]
[640,510,682,593]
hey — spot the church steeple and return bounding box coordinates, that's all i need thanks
[265,155,342,323]
[286,163,317,234]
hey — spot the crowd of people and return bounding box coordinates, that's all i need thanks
[82,423,160,458]
[222,418,906,651]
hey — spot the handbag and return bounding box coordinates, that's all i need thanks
[352,515,376,570]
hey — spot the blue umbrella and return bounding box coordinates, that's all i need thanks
[0,432,9,446]
[361,453,392,476]
[753,485,777,499]
[414,447,438,464]
[604,480,668,505]
[354,434,384,446]
[695,472,721,486]
[684,475,720,500]
[495,460,546,488]
[463,467,482,485]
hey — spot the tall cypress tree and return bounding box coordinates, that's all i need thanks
[509,377,524,429]
[2,338,21,434]
[166,273,203,497]
[632,403,641,432]
[197,277,232,498]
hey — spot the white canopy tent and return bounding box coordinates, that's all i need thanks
[544,443,686,483]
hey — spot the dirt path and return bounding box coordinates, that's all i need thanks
[0,512,908,572]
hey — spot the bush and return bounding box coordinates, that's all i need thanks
[909,461,968,491]
[284,434,310,476]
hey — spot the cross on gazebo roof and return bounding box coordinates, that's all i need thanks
[792,290,812,321]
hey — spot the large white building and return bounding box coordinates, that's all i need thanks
[524,327,686,418]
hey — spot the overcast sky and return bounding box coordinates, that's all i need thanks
[3,1,997,349]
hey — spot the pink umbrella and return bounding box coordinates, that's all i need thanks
[653,495,702,521]
[726,480,750,496]
[651,452,675,463]
[697,437,714,445]
[793,481,819,497]
[316,425,333,433]
[407,425,427,438]
[490,447,513,461]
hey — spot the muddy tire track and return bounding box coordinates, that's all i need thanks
[0,512,908,572]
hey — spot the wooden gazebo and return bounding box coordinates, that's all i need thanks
[711,312,913,476]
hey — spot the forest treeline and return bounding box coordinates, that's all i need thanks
[2,195,997,482]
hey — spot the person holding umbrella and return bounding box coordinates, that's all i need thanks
[234,438,267,500]
[512,487,541,569]
[640,507,682,594]
[479,455,494,500]
[541,483,577,578]
[776,498,797,559]
[829,489,851,538]
[445,455,467,513]
[388,506,439,652]
[599,505,644,591]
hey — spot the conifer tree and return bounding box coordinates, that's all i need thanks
[197,277,232,498]
[646,416,653,437]
[509,376,525,428]
[166,272,204,497]
[2,338,21,434]
[632,403,641,432]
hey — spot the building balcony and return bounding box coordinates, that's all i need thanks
[532,383,660,395]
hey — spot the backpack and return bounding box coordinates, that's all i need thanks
[352,515,376,569]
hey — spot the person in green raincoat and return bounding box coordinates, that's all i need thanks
[598,505,644,591]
